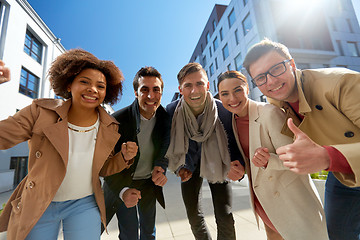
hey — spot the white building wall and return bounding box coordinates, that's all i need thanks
[0,0,65,191]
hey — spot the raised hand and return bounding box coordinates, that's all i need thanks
[0,60,11,84]
[121,141,138,161]
[178,168,192,182]
[227,160,245,181]
[152,166,168,186]
[276,118,330,174]
[252,147,270,168]
[122,188,141,208]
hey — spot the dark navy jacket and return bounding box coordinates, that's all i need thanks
[102,99,171,227]
[166,98,244,173]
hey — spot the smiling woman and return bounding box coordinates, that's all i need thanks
[0,49,139,240]
[217,70,328,240]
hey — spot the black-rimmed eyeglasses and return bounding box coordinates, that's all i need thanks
[251,59,293,87]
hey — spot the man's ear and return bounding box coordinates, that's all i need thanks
[206,81,210,91]
[135,90,138,98]
[178,85,183,95]
[290,59,297,71]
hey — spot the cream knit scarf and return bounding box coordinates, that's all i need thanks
[166,92,230,183]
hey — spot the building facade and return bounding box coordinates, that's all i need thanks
[0,0,65,192]
[190,0,360,101]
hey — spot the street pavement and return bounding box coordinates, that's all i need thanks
[0,173,267,240]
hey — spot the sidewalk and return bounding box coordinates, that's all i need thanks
[0,173,267,239]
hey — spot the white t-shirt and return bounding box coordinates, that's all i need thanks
[52,118,99,201]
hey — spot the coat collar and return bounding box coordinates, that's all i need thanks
[34,98,120,168]
[35,98,119,126]
[129,98,167,133]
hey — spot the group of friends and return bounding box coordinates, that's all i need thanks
[0,38,359,240]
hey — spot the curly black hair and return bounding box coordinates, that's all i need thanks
[48,49,124,105]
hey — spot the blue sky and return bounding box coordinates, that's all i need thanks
[27,0,360,111]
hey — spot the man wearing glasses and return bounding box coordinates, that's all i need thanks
[243,38,360,240]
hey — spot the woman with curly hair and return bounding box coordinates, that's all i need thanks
[0,49,137,240]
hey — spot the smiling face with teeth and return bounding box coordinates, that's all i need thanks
[135,76,163,119]
[218,77,249,118]
[249,51,299,103]
[179,70,210,117]
[68,68,106,111]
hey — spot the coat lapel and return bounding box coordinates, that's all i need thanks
[92,107,120,175]
[43,120,69,166]
[248,100,261,185]
[42,100,72,167]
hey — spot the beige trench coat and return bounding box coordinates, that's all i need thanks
[233,100,328,239]
[0,99,130,240]
[269,68,360,187]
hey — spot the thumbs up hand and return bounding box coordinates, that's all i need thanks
[276,118,330,174]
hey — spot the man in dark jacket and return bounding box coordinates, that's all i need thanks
[166,63,244,240]
[103,67,170,240]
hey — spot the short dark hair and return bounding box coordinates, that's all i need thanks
[177,62,207,85]
[49,49,123,105]
[217,70,248,90]
[133,66,163,91]
[243,38,292,77]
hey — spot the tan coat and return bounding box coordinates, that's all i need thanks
[233,100,328,240]
[269,68,360,187]
[0,99,130,240]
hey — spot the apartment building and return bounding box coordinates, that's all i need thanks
[190,0,360,101]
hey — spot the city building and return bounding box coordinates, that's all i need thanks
[189,0,360,101]
[0,0,65,192]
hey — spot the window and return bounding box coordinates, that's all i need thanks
[201,44,204,53]
[336,40,344,56]
[235,29,239,45]
[243,0,249,5]
[213,37,219,51]
[242,13,252,35]
[209,46,212,57]
[222,44,229,60]
[234,53,242,71]
[228,9,236,28]
[24,30,42,63]
[227,63,232,71]
[19,68,39,99]
[213,80,217,92]
[220,28,224,41]
[348,42,360,56]
[10,157,28,187]
[337,0,346,11]
[212,20,217,31]
[206,31,210,44]
[347,19,354,33]
[202,56,207,66]
[330,18,337,31]
[215,57,218,70]
[210,64,214,76]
